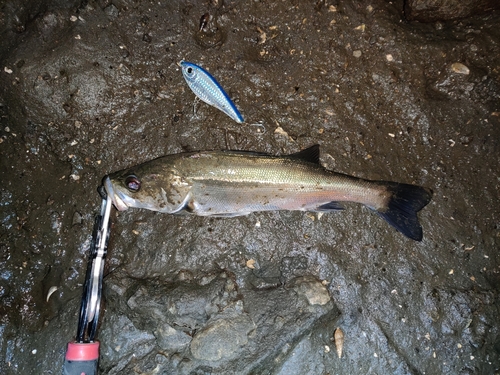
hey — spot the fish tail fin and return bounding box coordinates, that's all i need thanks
[376,182,433,241]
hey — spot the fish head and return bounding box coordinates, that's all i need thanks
[179,61,200,84]
[103,162,192,213]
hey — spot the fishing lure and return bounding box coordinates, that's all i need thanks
[180,60,244,123]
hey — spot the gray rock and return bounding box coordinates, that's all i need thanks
[405,0,500,22]
[155,324,192,352]
[190,314,255,361]
[99,314,156,373]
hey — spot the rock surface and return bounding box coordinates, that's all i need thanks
[405,0,500,22]
[0,0,499,374]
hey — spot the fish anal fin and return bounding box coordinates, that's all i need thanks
[314,201,344,212]
[209,212,251,218]
[290,145,320,164]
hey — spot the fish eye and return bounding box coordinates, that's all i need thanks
[187,67,193,74]
[125,175,141,192]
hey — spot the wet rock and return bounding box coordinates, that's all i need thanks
[404,0,500,22]
[103,4,119,21]
[155,324,192,351]
[98,269,339,373]
[100,313,156,374]
[125,273,238,331]
[190,312,255,361]
[427,63,500,102]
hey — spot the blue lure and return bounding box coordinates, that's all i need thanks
[180,61,244,123]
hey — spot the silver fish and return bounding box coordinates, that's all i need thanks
[103,145,432,240]
[180,61,244,123]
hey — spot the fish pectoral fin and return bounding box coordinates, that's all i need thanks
[313,201,344,212]
[172,210,192,216]
[289,145,320,164]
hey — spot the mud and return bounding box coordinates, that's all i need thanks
[0,0,499,374]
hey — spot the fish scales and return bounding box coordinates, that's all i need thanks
[104,145,432,240]
[175,153,376,215]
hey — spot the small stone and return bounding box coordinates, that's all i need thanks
[386,54,394,62]
[70,15,78,22]
[72,211,83,226]
[246,259,256,269]
[4,67,13,74]
[293,276,331,306]
[274,126,289,137]
[450,63,469,75]
[353,50,362,58]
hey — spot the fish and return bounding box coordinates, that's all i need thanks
[103,145,432,241]
[180,61,244,123]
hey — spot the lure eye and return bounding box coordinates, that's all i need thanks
[125,175,141,192]
[186,67,193,75]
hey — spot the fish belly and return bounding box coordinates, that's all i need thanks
[187,179,365,216]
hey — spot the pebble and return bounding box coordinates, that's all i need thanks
[450,63,469,75]
[386,54,394,62]
[293,276,331,306]
[72,211,83,226]
[4,67,13,74]
[353,50,362,58]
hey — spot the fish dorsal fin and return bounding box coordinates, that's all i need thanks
[289,145,320,164]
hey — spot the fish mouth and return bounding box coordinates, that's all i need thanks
[104,176,129,211]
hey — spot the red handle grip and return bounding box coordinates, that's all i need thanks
[62,342,99,375]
